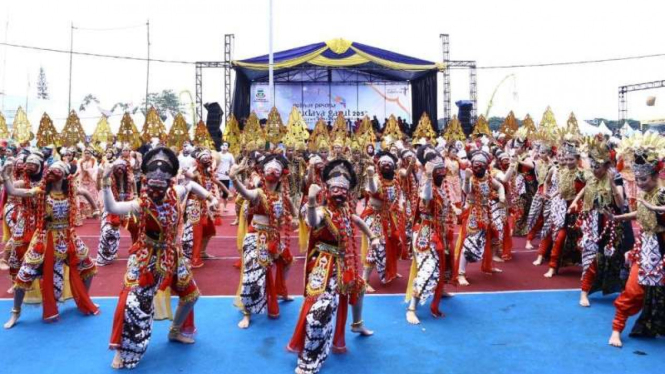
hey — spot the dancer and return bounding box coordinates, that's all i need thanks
[287,159,376,374]
[96,158,138,266]
[455,150,506,286]
[406,147,458,324]
[572,137,631,307]
[361,151,404,291]
[106,147,217,369]
[609,135,665,347]
[491,150,517,262]
[525,143,554,250]
[2,160,100,329]
[231,154,298,329]
[79,147,99,218]
[399,147,419,257]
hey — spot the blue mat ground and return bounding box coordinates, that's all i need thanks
[0,290,663,374]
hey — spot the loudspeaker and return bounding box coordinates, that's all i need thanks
[455,100,473,136]
[204,102,223,150]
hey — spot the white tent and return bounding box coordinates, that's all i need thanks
[578,120,603,136]
[598,121,612,136]
[619,122,637,137]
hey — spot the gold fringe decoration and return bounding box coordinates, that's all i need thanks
[412,112,437,142]
[59,110,87,147]
[355,115,375,149]
[309,118,330,151]
[522,113,537,137]
[242,112,266,149]
[116,112,142,150]
[91,115,114,151]
[566,112,582,136]
[383,114,403,141]
[442,115,466,142]
[265,107,286,145]
[223,114,242,156]
[10,107,34,144]
[282,106,310,151]
[499,111,519,139]
[471,114,491,137]
[141,107,168,143]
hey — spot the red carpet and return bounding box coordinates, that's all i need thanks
[0,212,583,297]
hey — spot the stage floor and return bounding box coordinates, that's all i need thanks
[0,291,662,374]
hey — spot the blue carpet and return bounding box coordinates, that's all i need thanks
[0,291,662,374]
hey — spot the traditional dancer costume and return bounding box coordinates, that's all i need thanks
[491,150,517,261]
[609,134,665,347]
[525,144,555,247]
[107,147,216,369]
[287,159,375,374]
[232,154,297,327]
[3,160,100,329]
[399,148,419,258]
[406,146,457,322]
[455,150,506,286]
[79,147,99,218]
[362,151,405,287]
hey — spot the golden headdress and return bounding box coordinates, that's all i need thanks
[36,113,60,147]
[316,137,330,151]
[141,107,167,143]
[330,111,348,143]
[193,119,215,150]
[471,114,491,137]
[309,118,330,152]
[265,107,285,145]
[412,112,437,142]
[59,110,87,147]
[91,115,113,148]
[282,106,310,150]
[535,106,558,146]
[355,115,376,148]
[0,112,9,139]
[116,112,142,150]
[441,115,465,142]
[521,114,537,137]
[582,134,610,164]
[167,113,192,152]
[10,107,34,144]
[499,111,519,139]
[222,114,241,156]
[383,114,403,141]
[566,112,581,136]
[617,133,665,176]
[242,112,266,147]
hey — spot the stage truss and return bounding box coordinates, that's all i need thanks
[618,79,665,124]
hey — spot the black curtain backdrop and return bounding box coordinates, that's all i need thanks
[410,71,438,131]
[232,71,251,121]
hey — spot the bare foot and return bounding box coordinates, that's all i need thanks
[493,256,505,263]
[406,310,420,325]
[230,220,239,226]
[396,273,403,278]
[579,292,590,307]
[544,268,555,278]
[608,330,622,348]
[532,256,543,266]
[365,284,376,293]
[168,329,195,344]
[458,275,470,286]
[3,309,20,329]
[491,268,503,273]
[525,241,534,250]
[111,351,124,369]
[238,315,250,329]
[351,323,374,336]
[0,259,9,271]
[7,287,14,294]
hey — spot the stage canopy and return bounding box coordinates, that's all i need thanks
[231,38,444,125]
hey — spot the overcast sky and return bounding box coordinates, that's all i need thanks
[1,0,663,129]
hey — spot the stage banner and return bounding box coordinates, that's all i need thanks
[250,82,411,128]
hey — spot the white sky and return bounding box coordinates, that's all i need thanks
[1,0,664,131]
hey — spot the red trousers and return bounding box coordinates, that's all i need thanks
[612,264,644,332]
[537,228,567,269]
[581,260,597,293]
[527,215,544,242]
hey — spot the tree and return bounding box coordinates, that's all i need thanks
[141,90,183,121]
[79,94,100,112]
[37,67,49,100]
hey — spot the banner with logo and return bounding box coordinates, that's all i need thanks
[250,82,411,128]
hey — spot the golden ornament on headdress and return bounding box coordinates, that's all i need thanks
[442,115,466,142]
[316,137,330,151]
[193,119,215,150]
[242,112,266,147]
[381,135,395,151]
[383,114,403,141]
[582,135,610,163]
[141,107,168,143]
[91,115,113,148]
[0,112,9,139]
[59,110,87,147]
[282,106,310,149]
[36,113,60,147]
[412,112,437,142]
[309,117,330,151]
[539,106,558,131]
[522,114,537,137]
[223,114,242,156]
[499,111,519,139]
[10,107,34,144]
[245,140,257,152]
[471,114,491,137]
[116,112,142,150]
[330,111,348,143]
[566,112,581,136]
[349,136,361,152]
[265,107,285,145]
[167,113,192,152]
[355,115,376,148]
[617,132,665,164]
